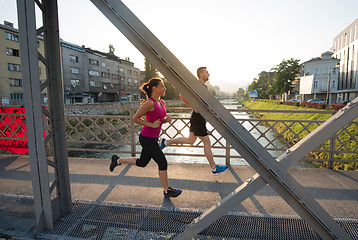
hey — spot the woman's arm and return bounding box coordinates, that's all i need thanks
[132,100,161,128]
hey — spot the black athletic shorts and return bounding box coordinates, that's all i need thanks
[189,111,208,137]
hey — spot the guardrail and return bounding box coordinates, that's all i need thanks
[1,105,357,169]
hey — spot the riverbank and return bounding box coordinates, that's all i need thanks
[242,99,358,170]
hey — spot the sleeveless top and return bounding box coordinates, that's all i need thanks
[140,97,167,138]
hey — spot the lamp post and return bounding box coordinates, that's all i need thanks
[326,62,340,105]
[326,67,332,105]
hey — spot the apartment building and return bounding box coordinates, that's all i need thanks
[331,18,358,103]
[300,51,340,104]
[0,21,142,105]
[62,45,141,104]
[0,21,47,105]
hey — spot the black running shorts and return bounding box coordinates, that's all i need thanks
[189,111,208,137]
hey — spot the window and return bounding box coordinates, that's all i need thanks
[314,68,319,75]
[5,32,19,42]
[313,81,318,88]
[101,72,110,78]
[89,59,99,66]
[119,68,125,73]
[8,63,21,72]
[323,68,329,74]
[11,93,23,101]
[111,74,119,80]
[134,79,138,84]
[70,68,79,74]
[6,48,19,56]
[71,79,80,87]
[90,81,101,87]
[332,81,336,88]
[127,69,132,75]
[89,70,100,76]
[9,78,22,86]
[69,55,79,62]
[128,78,132,83]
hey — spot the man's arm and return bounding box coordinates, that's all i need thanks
[179,94,198,113]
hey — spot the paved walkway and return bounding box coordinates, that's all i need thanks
[1,154,357,219]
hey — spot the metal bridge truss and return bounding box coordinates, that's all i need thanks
[17,0,357,238]
[16,0,72,236]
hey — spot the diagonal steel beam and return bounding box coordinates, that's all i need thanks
[176,98,358,239]
[90,1,352,239]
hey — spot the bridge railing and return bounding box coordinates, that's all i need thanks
[63,106,358,169]
[1,106,357,169]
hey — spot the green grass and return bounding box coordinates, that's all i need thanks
[243,100,358,170]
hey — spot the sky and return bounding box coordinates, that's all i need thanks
[1,0,358,93]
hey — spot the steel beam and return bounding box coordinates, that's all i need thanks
[176,98,358,239]
[17,0,72,236]
[90,0,352,239]
[17,0,53,231]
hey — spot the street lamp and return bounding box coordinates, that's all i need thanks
[326,67,332,105]
[326,62,340,105]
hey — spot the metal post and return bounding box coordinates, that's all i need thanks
[225,140,230,165]
[328,136,335,169]
[130,109,136,157]
[17,0,72,236]
[17,0,53,232]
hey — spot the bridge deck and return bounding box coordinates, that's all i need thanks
[1,154,357,239]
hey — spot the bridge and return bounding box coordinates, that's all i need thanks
[7,0,358,239]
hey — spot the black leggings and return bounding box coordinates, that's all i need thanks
[136,134,168,171]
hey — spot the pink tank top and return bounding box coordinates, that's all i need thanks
[140,97,167,138]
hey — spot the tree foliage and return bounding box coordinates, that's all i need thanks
[248,58,300,99]
[271,58,300,95]
[108,44,115,55]
[248,71,275,99]
[144,57,158,81]
[162,78,180,100]
[236,87,246,99]
[143,58,179,100]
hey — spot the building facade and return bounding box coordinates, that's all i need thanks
[0,21,142,105]
[0,21,47,105]
[299,51,340,104]
[331,18,358,103]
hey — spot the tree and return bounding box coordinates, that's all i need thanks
[108,44,115,55]
[271,58,300,95]
[144,57,158,81]
[237,88,245,99]
[162,78,179,100]
[248,71,275,99]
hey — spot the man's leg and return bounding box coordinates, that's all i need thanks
[198,135,216,170]
[165,131,197,146]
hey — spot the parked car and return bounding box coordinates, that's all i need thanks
[289,99,301,103]
[307,99,326,104]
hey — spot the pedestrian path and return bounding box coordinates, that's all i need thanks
[0,154,357,239]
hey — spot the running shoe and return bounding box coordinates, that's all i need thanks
[159,138,167,150]
[110,154,121,172]
[164,187,182,198]
[212,165,228,175]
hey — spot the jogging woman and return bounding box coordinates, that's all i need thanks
[109,78,182,198]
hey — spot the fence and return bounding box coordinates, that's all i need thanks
[1,105,357,168]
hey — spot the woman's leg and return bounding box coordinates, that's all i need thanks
[158,170,169,191]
